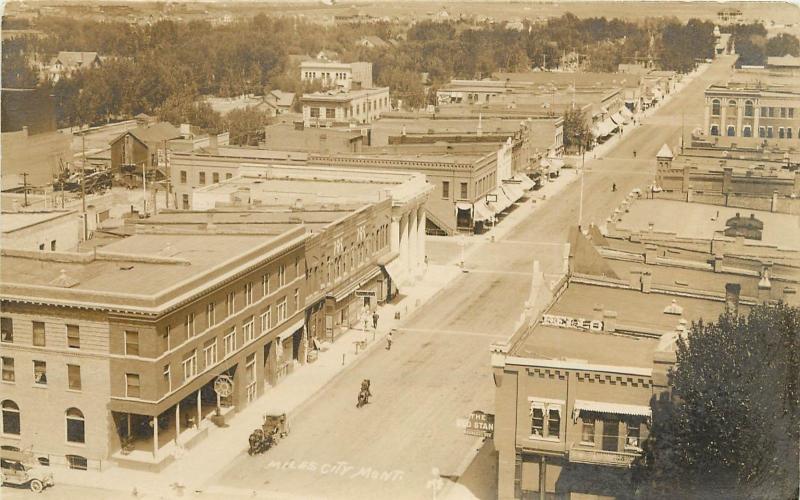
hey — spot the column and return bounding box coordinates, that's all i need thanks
[152,415,159,459]
[196,390,202,427]
[720,106,727,136]
[736,102,743,136]
[754,106,760,136]
[399,213,409,280]
[703,104,710,134]
[390,215,401,256]
[175,405,181,445]
[408,208,418,280]
[417,207,426,277]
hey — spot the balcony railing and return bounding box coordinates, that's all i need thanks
[568,446,640,468]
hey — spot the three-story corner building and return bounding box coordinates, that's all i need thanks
[703,83,800,148]
[1,226,309,471]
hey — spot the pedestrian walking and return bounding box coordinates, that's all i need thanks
[372,311,379,329]
[386,329,394,350]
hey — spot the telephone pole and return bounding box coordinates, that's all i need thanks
[81,129,88,240]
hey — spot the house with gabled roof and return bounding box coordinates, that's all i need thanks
[45,51,101,82]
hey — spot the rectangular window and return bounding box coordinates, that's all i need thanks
[227,292,235,316]
[182,350,198,382]
[262,273,270,296]
[1,357,14,382]
[781,107,787,118]
[0,317,12,343]
[759,126,766,138]
[33,360,47,385]
[310,107,320,118]
[163,364,171,392]
[767,126,774,138]
[294,289,300,311]
[67,364,81,390]
[261,308,272,333]
[460,182,468,199]
[182,194,190,209]
[32,321,45,347]
[788,128,794,139]
[626,423,641,449]
[224,327,236,356]
[531,407,544,437]
[203,339,218,367]
[186,313,196,337]
[213,172,220,184]
[243,317,255,343]
[547,408,561,437]
[780,128,786,139]
[164,325,172,351]
[278,264,286,287]
[65,324,80,349]
[226,173,232,180]
[326,108,336,119]
[180,170,187,184]
[126,373,140,397]
[125,330,139,356]
[789,108,795,119]
[277,298,288,323]
[442,181,450,198]
[199,172,206,185]
[207,302,216,327]
[581,420,595,444]
[245,282,253,307]
[66,455,87,470]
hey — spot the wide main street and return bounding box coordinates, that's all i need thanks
[204,58,738,499]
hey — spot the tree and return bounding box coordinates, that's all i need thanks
[766,33,800,57]
[562,107,592,153]
[224,107,272,146]
[633,303,800,499]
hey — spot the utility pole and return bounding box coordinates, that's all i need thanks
[81,130,88,240]
[164,139,171,209]
[20,172,29,207]
[681,111,685,154]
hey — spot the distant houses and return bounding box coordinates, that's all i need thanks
[42,51,101,82]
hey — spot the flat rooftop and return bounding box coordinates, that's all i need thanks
[1,232,292,301]
[618,199,800,251]
[512,324,659,368]
[1,210,76,233]
[138,208,359,232]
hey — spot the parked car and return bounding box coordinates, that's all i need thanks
[0,450,54,493]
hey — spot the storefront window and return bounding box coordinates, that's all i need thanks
[66,408,85,443]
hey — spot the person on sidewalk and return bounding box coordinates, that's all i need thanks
[372,311,379,329]
[386,329,394,350]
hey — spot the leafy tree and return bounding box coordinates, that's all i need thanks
[224,107,273,146]
[633,303,800,499]
[562,107,592,153]
[766,33,800,57]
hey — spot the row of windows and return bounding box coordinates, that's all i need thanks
[303,71,348,80]
[442,181,471,200]
[1,400,86,445]
[710,124,796,139]
[711,99,796,119]
[134,297,291,397]
[162,262,298,354]
[179,170,233,185]
[529,402,642,450]
[0,318,80,348]
[306,228,388,292]
[1,357,82,390]
[308,97,389,120]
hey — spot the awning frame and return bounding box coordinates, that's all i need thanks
[571,399,652,423]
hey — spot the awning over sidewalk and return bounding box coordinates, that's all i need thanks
[573,400,652,418]
[486,187,512,213]
[620,106,634,119]
[278,318,305,341]
[455,202,472,214]
[473,200,495,222]
[592,119,617,138]
[501,183,524,204]
[381,258,405,290]
[610,112,628,125]
[513,173,535,191]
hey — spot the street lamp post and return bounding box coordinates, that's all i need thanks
[458,234,466,268]
[485,193,498,240]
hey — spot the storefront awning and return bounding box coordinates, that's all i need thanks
[486,188,512,213]
[620,106,634,119]
[573,400,652,418]
[547,158,565,170]
[610,112,628,125]
[539,158,551,168]
[328,266,382,302]
[278,318,305,341]
[501,183,524,204]
[455,202,472,213]
[381,258,405,290]
[593,119,617,138]
[513,173,535,191]
[473,200,495,222]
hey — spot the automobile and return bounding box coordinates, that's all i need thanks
[0,450,54,493]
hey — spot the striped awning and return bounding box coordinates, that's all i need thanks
[513,173,535,191]
[573,400,651,417]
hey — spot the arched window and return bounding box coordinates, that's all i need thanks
[710,124,720,136]
[1,400,20,435]
[727,125,736,137]
[711,99,721,116]
[66,407,85,443]
[728,99,737,107]
[743,126,752,137]
[744,100,754,117]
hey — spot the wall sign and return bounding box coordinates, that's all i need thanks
[541,314,603,332]
[464,411,494,438]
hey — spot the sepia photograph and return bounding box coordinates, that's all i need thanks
[0,0,799,499]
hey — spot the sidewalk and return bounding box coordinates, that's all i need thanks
[50,265,463,498]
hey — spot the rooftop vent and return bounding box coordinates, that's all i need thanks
[49,269,79,288]
[664,299,684,315]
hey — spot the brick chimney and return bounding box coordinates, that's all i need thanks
[644,244,658,264]
[725,283,741,316]
[641,271,652,293]
[713,254,724,272]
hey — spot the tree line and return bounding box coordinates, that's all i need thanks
[4,13,717,135]
[725,23,800,67]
